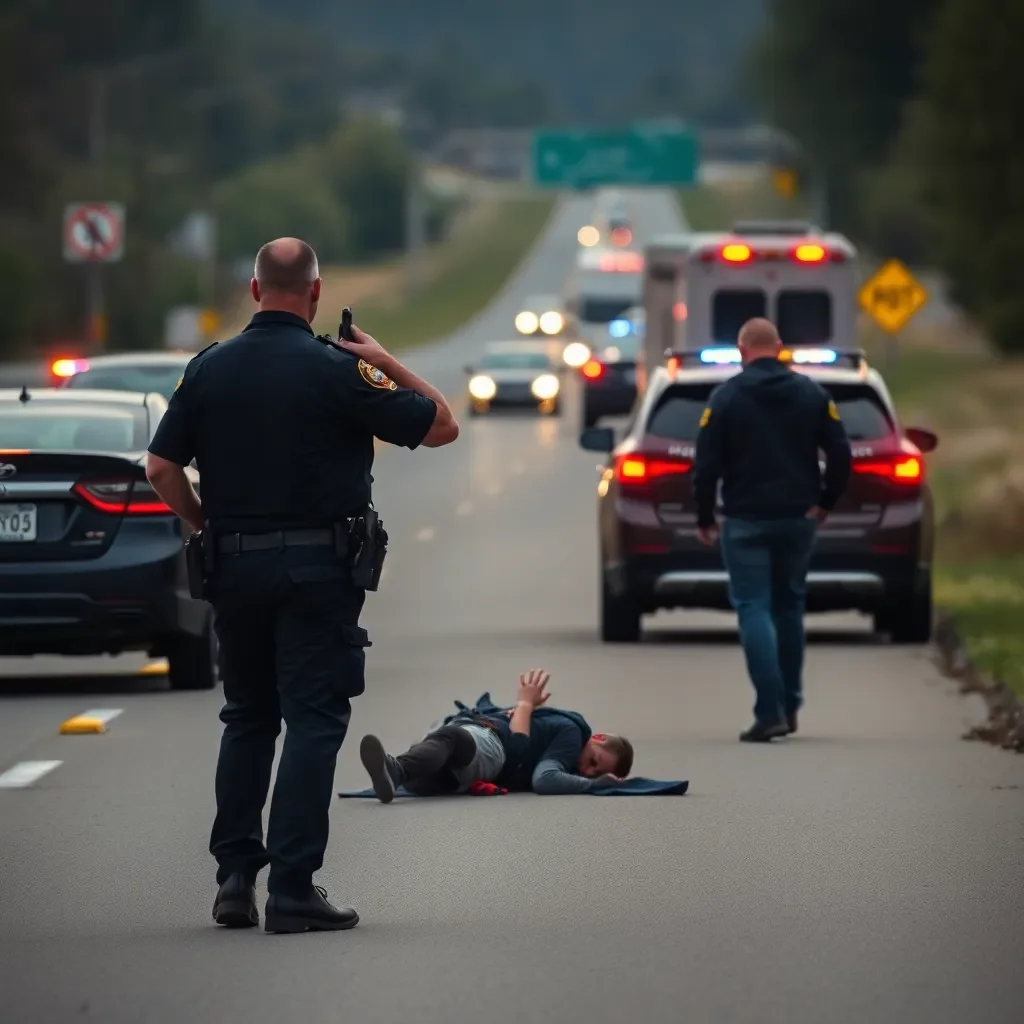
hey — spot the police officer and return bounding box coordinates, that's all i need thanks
[145,237,459,933]
[692,317,851,743]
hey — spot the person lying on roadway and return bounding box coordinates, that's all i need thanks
[358,670,634,801]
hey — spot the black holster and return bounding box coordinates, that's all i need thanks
[349,506,388,592]
[185,528,215,600]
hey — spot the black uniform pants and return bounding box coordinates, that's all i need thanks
[207,544,368,898]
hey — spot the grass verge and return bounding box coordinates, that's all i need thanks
[678,176,811,230]
[317,195,556,350]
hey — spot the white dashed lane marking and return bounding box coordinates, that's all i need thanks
[0,761,63,789]
[456,501,475,516]
[416,527,435,542]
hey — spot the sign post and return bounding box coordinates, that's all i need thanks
[63,202,126,351]
[532,126,699,189]
[857,258,929,369]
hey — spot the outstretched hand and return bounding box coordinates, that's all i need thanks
[516,669,551,708]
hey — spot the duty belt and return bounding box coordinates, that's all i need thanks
[216,528,336,554]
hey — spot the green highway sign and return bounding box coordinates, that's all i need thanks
[532,127,699,188]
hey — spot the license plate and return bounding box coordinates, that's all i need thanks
[0,503,37,542]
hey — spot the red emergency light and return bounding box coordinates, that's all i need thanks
[701,241,847,265]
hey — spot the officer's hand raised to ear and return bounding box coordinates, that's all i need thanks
[339,320,459,449]
[338,325,389,366]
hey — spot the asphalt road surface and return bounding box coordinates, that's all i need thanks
[1,191,1022,1024]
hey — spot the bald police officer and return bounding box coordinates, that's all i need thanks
[145,237,458,933]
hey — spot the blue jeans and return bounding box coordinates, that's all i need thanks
[720,517,818,725]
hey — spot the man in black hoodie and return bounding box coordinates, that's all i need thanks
[693,318,851,743]
[358,670,634,801]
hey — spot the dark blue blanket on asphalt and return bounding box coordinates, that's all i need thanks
[338,693,689,798]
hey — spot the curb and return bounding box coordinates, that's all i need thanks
[933,612,1024,753]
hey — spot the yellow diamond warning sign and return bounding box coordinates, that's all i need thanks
[858,259,928,334]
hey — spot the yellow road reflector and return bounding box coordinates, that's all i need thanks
[140,660,169,676]
[60,716,107,735]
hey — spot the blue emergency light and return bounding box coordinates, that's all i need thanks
[697,346,840,366]
[608,319,632,338]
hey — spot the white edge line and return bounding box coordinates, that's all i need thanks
[0,760,63,789]
[78,708,124,725]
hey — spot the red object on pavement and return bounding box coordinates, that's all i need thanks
[468,781,508,796]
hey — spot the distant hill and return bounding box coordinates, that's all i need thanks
[208,0,767,123]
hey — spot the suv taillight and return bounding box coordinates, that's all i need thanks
[853,454,924,484]
[614,452,692,484]
[73,479,173,515]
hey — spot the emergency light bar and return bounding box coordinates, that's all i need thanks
[674,347,866,369]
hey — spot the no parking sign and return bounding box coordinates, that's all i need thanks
[63,202,126,263]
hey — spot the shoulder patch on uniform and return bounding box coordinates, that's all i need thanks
[827,399,841,422]
[357,358,397,391]
[699,406,712,428]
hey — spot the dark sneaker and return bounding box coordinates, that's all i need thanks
[212,872,259,928]
[264,886,359,934]
[359,733,401,803]
[739,720,789,743]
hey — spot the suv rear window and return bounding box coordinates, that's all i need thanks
[712,289,767,343]
[822,384,893,440]
[644,381,893,442]
[645,385,716,440]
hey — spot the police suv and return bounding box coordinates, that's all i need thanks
[579,345,938,645]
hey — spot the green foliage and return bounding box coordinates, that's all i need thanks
[914,0,1024,353]
[751,0,943,232]
[320,120,410,258]
[212,150,352,264]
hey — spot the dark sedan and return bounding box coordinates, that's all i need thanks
[0,387,216,689]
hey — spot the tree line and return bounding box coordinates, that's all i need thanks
[752,0,1023,353]
[0,2,563,358]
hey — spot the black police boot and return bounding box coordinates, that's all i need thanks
[264,886,359,934]
[359,733,403,804]
[212,872,259,928]
[739,720,789,743]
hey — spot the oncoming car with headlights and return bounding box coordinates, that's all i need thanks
[464,342,562,416]
[514,295,572,338]
[580,345,939,645]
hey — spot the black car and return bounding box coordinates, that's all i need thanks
[580,308,643,427]
[57,351,195,401]
[579,347,939,645]
[0,387,216,689]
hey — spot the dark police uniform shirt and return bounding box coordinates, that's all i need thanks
[693,356,851,527]
[147,310,437,532]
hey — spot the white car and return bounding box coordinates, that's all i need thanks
[464,342,563,416]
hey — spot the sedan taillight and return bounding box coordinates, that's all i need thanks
[73,479,173,515]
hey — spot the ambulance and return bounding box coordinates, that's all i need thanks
[638,220,859,393]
